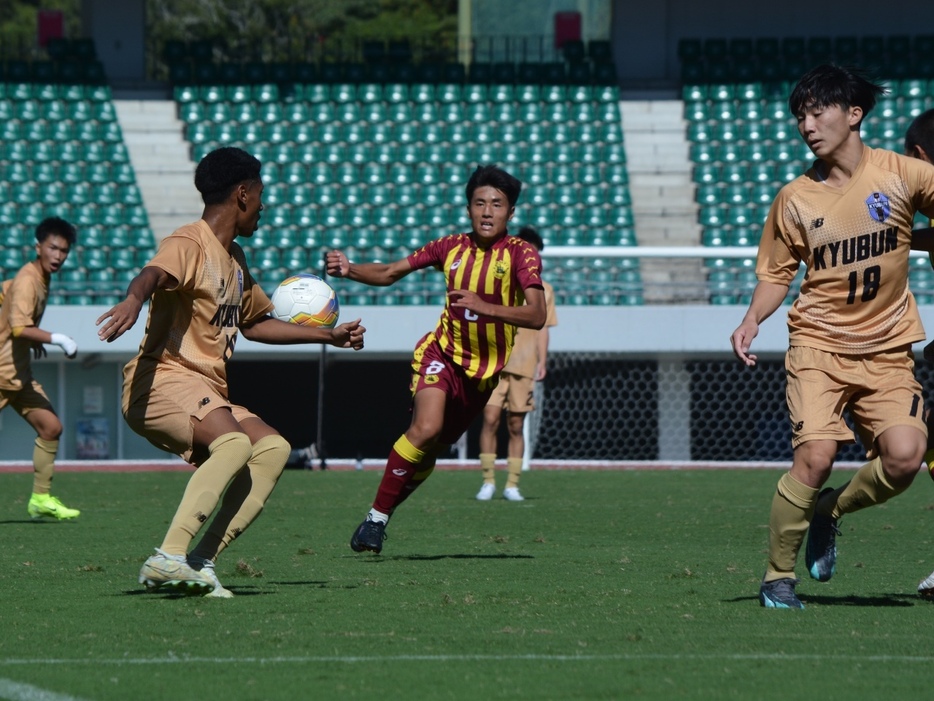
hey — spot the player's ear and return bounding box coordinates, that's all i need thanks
[917,145,933,164]
[507,206,515,221]
[848,104,863,128]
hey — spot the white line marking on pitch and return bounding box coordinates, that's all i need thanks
[0,678,89,701]
[2,653,934,666]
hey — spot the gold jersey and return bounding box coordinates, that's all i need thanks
[123,220,274,403]
[501,279,558,378]
[757,147,934,354]
[0,264,47,391]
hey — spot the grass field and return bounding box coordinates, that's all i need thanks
[3,466,934,700]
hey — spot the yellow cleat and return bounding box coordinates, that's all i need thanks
[28,494,80,520]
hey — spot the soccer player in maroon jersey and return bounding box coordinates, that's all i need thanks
[326,164,547,553]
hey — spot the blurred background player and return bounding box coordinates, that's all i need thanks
[97,147,365,597]
[476,225,558,502]
[326,164,546,554]
[730,65,934,609]
[0,217,80,520]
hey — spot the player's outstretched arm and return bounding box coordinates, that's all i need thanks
[730,281,788,367]
[96,266,174,343]
[242,315,366,350]
[325,250,412,286]
[450,286,547,330]
[15,326,77,359]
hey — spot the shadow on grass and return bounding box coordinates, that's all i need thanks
[726,593,919,607]
[0,519,75,525]
[391,554,535,561]
[121,585,270,598]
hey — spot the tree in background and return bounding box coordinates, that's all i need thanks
[0,0,80,56]
[147,0,456,65]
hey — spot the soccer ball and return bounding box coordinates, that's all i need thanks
[270,273,340,328]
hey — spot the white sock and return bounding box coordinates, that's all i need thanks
[368,508,389,524]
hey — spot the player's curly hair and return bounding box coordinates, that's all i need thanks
[906,109,934,160]
[465,164,522,208]
[788,64,886,125]
[195,147,262,205]
[35,217,76,245]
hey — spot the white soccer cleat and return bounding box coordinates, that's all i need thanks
[139,548,214,595]
[918,570,934,598]
[475,483,496,501]
[502,487,525,502]
[188,555,234,598]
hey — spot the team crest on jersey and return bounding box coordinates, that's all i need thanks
[493,260,508,278]
[865,192,891,223]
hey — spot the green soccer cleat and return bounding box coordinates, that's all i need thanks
[28,493,80,520]
[187,555,234,599]
[139,548,214,595]
[759,578,804,609]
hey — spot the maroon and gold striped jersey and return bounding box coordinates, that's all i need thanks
[408,232,543,380]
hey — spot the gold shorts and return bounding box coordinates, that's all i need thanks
[785,345,926,452]
[123,370,258,464]
[0,380,53,416]
[486,372,535,414]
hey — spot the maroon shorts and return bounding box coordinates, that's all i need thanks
[409,335,497,444]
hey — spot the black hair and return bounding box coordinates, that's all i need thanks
[194,147,262,205]
[465,164,522,208]
[905,109,934,159]
[517,225,544,251]
[35,216,76,246]
[788,64,887,125]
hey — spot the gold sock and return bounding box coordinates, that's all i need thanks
[160,432,253,556]
[505,457,523,489]
[764,472,818,582]
[32,437,58,495]
[480,453,496,484]
[831,456,904,519]
[190,434,290,561]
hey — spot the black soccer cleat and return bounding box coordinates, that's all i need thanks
[350,517,387,554]
[806,488,841,582]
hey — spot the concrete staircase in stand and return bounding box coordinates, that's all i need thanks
[113,100,202,241]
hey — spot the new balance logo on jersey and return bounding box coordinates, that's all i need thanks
[198,397,211,408]
[811,218,824,229]
[791,420,804,433]
[209,303,241,328]
[811,227,897,270]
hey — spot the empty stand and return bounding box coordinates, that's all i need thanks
[176,74,638,304]
[0,68,155,303]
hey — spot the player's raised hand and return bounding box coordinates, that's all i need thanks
[330,318,365,350]
[326,250,350,278]
[730,320,759,367]
[96,297,144,343]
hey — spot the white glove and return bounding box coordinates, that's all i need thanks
[50,333,78,358]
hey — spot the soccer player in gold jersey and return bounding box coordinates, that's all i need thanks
[730,66,934,608]
[0,217,80,520]
[97,147,365,596]
[326,164,546,553]
[476,225,558,502]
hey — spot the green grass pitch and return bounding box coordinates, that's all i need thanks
[3,467,934,700]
